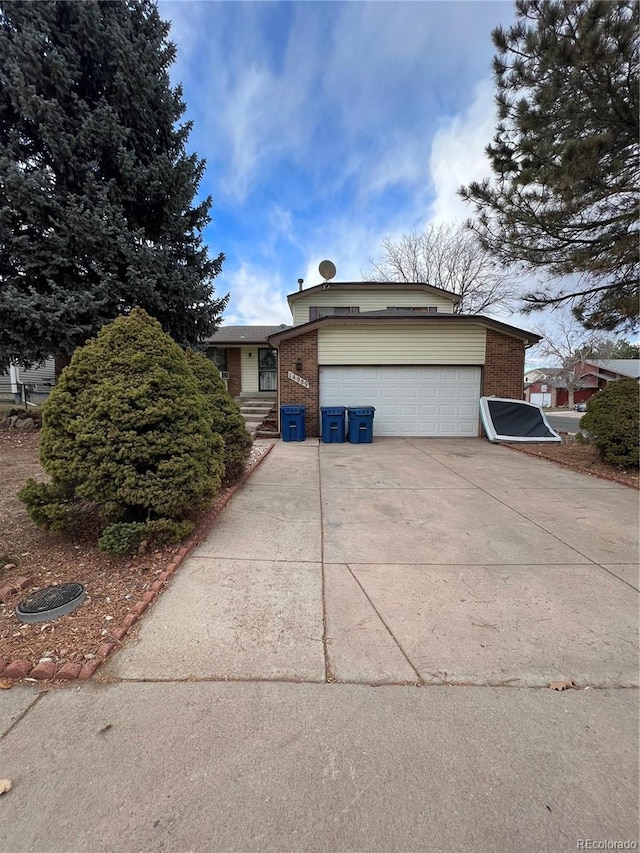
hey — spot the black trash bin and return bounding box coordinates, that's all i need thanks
[321,407,346,443]
[347,407,375,443]
[280,405,306,442]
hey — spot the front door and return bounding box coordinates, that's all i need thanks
[258,348,277,391]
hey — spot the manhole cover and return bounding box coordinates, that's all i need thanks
[15,583,86,624]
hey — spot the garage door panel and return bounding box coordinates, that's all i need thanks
[400,387,418,400]
[319,365,481,437]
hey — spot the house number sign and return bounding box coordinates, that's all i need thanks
[287,371,310,389]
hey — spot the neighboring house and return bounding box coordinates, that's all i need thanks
[524,368,563,407]
[524,359,640,407]
[260,280,540,438]
[0,358,56,406]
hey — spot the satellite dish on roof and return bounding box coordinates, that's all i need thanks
[318,259,336,282]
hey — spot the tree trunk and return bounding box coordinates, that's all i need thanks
[54,352,72,380]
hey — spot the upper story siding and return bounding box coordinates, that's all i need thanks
[317,324,487,365]
[290,286,456,326]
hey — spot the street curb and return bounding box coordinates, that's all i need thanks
[0,441,279,684]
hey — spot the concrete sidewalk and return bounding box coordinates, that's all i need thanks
[1,437,638,852]
[1,681,638,852]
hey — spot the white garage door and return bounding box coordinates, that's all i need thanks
[319,366,481,437]
[530,392,551,407]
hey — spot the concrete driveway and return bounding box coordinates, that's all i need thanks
[103,437,639,688]
[2,438,638,853]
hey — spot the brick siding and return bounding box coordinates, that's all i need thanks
[227,348,241,398]
[483,329,526,399]
[278,330,319,437]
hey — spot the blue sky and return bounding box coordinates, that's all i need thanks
[159,0,526,327]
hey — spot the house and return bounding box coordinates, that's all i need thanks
[0,358,56,406]
[524,359,640,408]
[524,368,563,407]
[246,280,541,438]
[203,325,290,398]
[5,280,545,438]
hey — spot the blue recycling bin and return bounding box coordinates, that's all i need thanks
[280,405,306,442]
[321,406,346,443]
[347,407,375,443]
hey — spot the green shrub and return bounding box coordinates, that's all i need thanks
[186,349,252,482]
[20,309,224,540]
[98,519,195,554]
[98,522,148,554]
[580,379,639,468]
[18,479,76,534]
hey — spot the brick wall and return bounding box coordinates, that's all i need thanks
[483,330,526,399]
[278,330,319,437]
[227,348,241,398]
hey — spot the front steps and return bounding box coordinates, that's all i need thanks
[239,396,276,437]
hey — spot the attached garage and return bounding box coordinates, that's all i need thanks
[319,366,481,437]
[267,285,540,438]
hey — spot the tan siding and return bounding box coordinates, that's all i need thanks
[291,288,455,325]
[317,325,486,365]
[240,347,259,393]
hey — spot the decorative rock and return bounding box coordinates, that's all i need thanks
[14,577,32,590]
[2,660,32,679]
[8,416,18,427]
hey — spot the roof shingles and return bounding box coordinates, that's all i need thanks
[205,325,290,345]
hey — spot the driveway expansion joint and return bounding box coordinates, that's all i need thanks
[91,675,640,689]
[318,442,333,683]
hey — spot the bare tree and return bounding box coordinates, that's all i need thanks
[367,223,515,314]
[530,311,609,408]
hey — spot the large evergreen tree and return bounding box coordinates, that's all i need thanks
[0,0,227,371]
[460,0,639,332]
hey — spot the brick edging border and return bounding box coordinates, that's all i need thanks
[0,441,279,684]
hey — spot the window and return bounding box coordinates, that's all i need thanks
[386,306,438,313]
[209,347,227,372]
[310,306,360,321]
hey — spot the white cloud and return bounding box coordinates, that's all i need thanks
[427,79,496,224]
[163,1,509,205]
[221,262,291,326]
